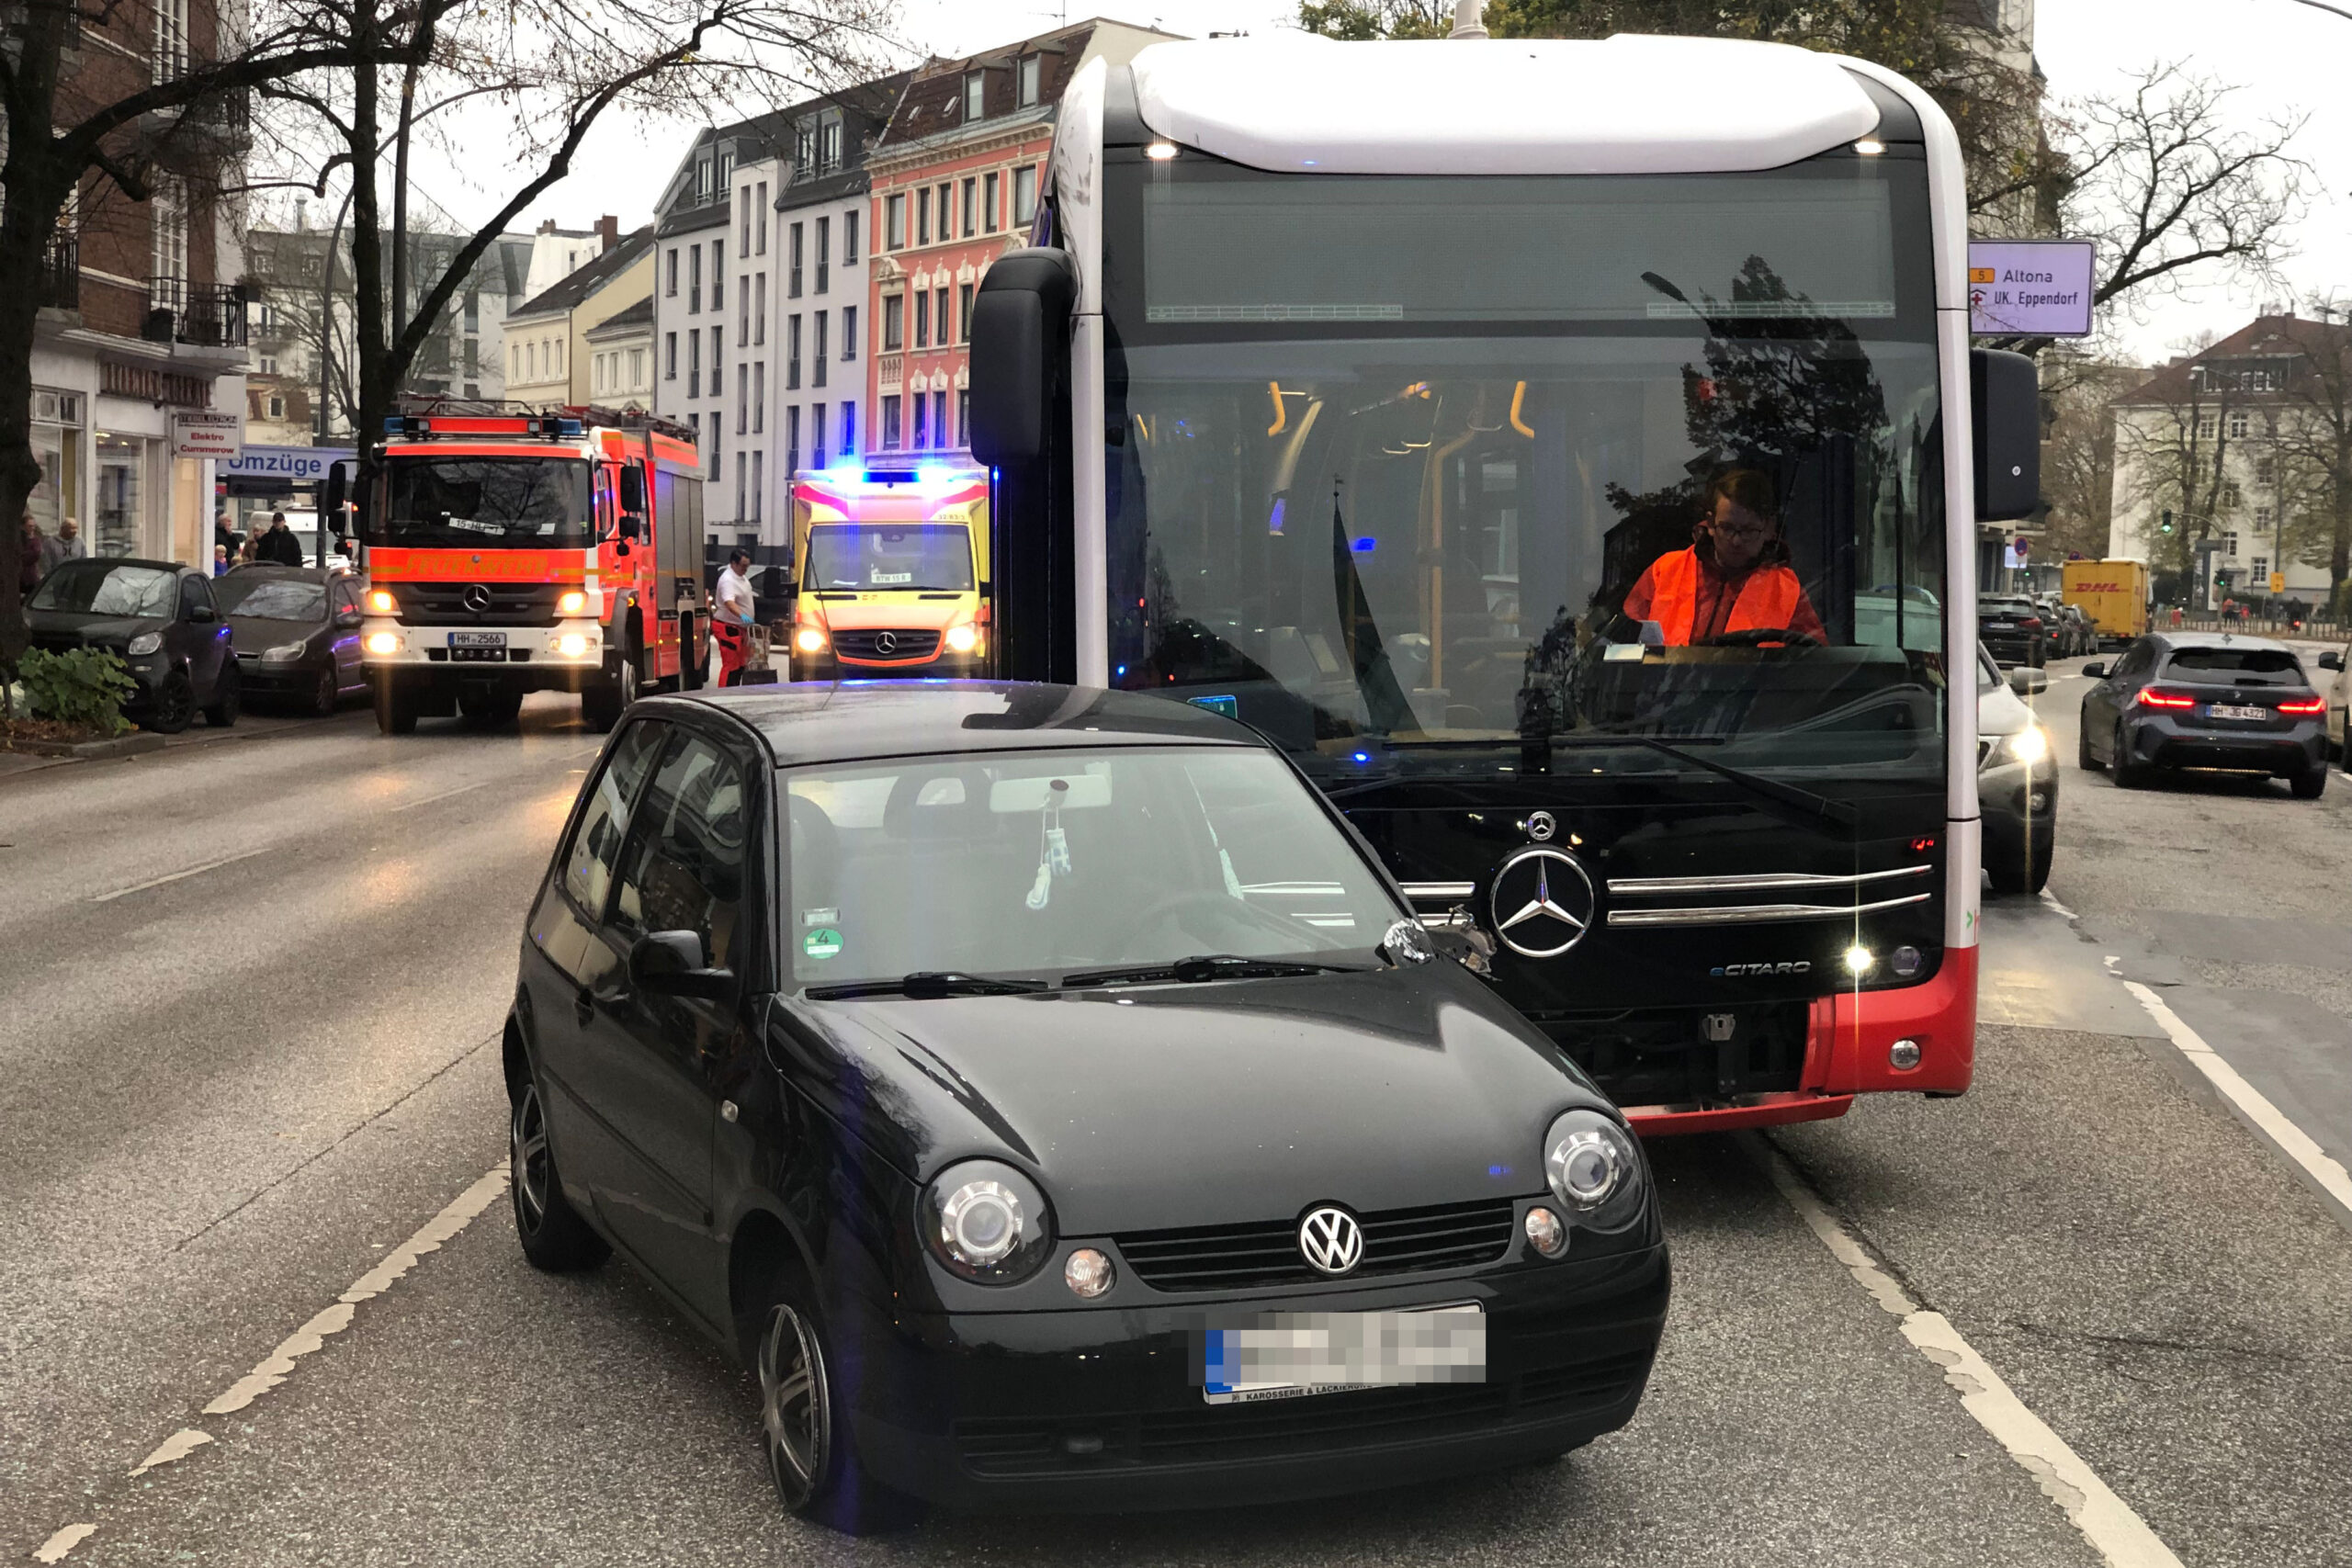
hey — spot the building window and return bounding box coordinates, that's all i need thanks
[754,361,765,431]
[1013,164,1039,227]
[787,314,801,389]
[961,177,977,238]
[957,282,973,344]
[154,0,189,78]
[2255,504,2274,531]
[964,70,986,121]
[2224,532,2239,558]
[688,331,701,396]
[752,450,763,523]
[789,222,803,297]
[1018,54,1041,107]
[696,154,713,202]
[2195,415,2215,440]
[841,400,855,456]
[810,403,825,460]
[2252,555,2269,581]
[2256,456,2276,484]
[885,193,906,251]
[712,239,724,290]
[913,291,928,349]
[983,171,1001,233]
[883,294,904,351]
[957,387,969,445]
[918,187,931,248]
[690,245,702,313]
[266,394,286,421]
[714,417,722,483]
[2222,479,2243,509]
[814,216,830,294]
[665,333,676,379]
[843,209,860,264]
[257,354,279,376]
[842,305,857,361]
[755,274,766,344]
[933,288,948,347]
[785,408,798,485]
[629,348,644,389]
[937,182,952,236]
[912,389,929,449]
[735,455,746,521]
[933,389,948,451]
[741,186,752,257]
[819,116,842,172]
[882,394,901,449]
[813,311,828,389]
[2230,412,2249,438]
[797,121,815,171]
[711,324,723,382]
[756,183,769,253]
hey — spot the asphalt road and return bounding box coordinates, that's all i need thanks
[4,684,2348,1566]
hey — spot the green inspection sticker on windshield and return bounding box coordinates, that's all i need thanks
[803,927,843,960]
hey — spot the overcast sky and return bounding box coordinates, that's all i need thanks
[433,0,2349,364]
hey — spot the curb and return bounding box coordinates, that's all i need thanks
[1,730,167,761]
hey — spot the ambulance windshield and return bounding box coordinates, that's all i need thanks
[803,523,974,592]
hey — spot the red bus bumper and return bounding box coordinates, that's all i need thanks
[1624,944,1978,1136]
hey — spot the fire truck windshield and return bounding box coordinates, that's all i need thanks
[803,523,975,592]
[378,457,593,548]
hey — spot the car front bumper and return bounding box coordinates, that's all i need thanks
[788,650,989,682]
[842,1241,1669,1511]
[1979,754,2059,850]
[2122,715,2326,775]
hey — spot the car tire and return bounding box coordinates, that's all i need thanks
[201,663,239,728]
[141,669,196,734]
[2110,721,2150,789]
[2290,762,2328,800]
[2077,712,2102,773]
[311,666,340,717]
[374,674,419,736]
[509,1076,609,1272]
[1986,834,2053,897]
[751,1266,911,1535]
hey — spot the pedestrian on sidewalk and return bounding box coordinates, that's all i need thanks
[214,511,237,561]
[712,548,755,687]
[53,518,84,563]
[262,512,304,567]
[20,513,46,594]
[212,544,232,577]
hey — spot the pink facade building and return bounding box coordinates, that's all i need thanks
[863,18,1171,461]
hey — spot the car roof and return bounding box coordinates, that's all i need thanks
[54,556,187,573]
[224,564,334,581]
[2149,631,2295,653]
[651,681,1264,767]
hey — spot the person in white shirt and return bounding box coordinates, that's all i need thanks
[713,548,756,685]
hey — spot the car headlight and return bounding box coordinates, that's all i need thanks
[265,641,308,661]
[367,588,398,615]
[557,589,589,616]
[1543,1109,1645,1231]
[126,632,162,656]
[921,1159,1055,1283]
[944,621,980,654]
[1984,726,2051,770]
[795,626,828,654]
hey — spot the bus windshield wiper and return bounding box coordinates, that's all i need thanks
[1354,733,1856,829]
[1062,954,1366,988]
[805,971,1049,1000]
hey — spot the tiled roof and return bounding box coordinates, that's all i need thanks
[506,226,653,321]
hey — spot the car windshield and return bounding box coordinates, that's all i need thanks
[784,746,1402,987]
[28,561,176,615]
[213,577,326,619]
[801,523,973,592]
[376,457,592,547]
[1102,156,1946,788]
[2164,647,2305,683]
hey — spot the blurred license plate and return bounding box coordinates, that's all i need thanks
[1984,621,2013,630]
[1198,1304,1485,1405]
[2208,704,2266,721]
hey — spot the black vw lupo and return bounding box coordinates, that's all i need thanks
[507,682,1668,1530]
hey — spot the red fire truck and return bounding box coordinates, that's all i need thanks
[347,412,708,734]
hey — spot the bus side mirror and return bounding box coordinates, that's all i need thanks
[1972,348,2040,522]
[619,463,647,515]
[967,248,1076,465]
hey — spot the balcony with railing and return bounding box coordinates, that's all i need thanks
[38,238,78,311]
[147,277,249,350]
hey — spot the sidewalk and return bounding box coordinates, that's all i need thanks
[0,707,356,784]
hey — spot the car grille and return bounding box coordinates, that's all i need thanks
[1116,1199,1517,1293]
[395,582,564,626]
[832,628,941,661]
[28,630,90,655]
[951,1350,1653,1477]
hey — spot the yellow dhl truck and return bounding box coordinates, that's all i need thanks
[785,467,990,679]
[2062,558,2150,648]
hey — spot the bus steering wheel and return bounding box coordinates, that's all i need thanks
[1706,626,1824,649]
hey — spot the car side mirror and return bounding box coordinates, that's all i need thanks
[2007,668,2048,695]
[187,603,218,623]
[2320,651,2345,671]
[1971,347,2041,523]
[967,248,1076,465]
[334,608,362,628]
[2080,661,2107,679]
[628,930,735,1000]
[1427,923,1496,978]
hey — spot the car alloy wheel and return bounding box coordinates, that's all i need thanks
[758,1301,831,1512]
[145,669,196,734]
[314,667,339,716]
[510,1083,553,1235]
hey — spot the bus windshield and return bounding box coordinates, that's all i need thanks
[1102,157,1946,783]
[803,523,975,592]
[377,457,593,548]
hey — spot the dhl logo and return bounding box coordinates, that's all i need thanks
[2070,581,2126,592]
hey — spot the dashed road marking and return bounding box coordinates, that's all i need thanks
[2122,979,2352,1218]
[89,845,274,903]
[32,1526,95,1564]
[2038,887,2077,919]
[1747,1133,2185,1568]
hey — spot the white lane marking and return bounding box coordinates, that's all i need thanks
[205,1165,508,1415]
[2122,981,2352,1216]
[388,777,496,813]
[1747,1134,2185,1568]
[89,845,273,903]
[128,1427,212,1476]
[32,1525,96,1563]
[2039,887,2078,919]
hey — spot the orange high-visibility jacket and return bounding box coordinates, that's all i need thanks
[1629,547,1819,646]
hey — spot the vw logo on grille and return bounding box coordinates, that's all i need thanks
[460,583,493,614]
[874,630,899,655]
[1487,846,1597,959]
[1297,1206,1363,1276]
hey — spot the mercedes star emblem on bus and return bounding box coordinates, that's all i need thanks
[1526,810,1557,841]
[1488,846,1595,959]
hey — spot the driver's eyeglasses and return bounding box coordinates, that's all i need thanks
[1708,521,1768,539]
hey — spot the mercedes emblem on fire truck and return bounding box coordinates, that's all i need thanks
[461,584,493,614]
[1525,810,1557,841]
[1487,846,1596,959]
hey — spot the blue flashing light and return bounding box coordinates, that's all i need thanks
[383,416,405,434]
[1114,664,1127,678]
[558,418,583,437]
[1487,1165,1511,1178]
[1268,498,1286,535]
[1351,536,1376,554]
[1352,750,1373,764]
[916,462,960,491]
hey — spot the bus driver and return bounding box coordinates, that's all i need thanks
[1623,468,1824,647]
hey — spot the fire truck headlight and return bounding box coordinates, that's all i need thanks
[944,622,980,654]
[796,626,828,655]
[556,633,591,658]
[367,588,398,615]
[365,632,401,655]
[557,589,590,616]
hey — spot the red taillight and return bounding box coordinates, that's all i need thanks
[2018,616,2042,629]
[2135,688,2199,710]
[2277,695,2325,715]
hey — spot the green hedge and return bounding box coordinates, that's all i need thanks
[14,647,136,736]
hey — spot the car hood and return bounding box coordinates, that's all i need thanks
[1977,680,2031,739]
[24,610,166,646]
[770,964,1601,1234]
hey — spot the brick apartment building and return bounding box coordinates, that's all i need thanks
[29,0,252,564]
[863,20,1170,461]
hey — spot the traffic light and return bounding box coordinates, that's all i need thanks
[2159,509,2176,536]
[2215,570,2231,589]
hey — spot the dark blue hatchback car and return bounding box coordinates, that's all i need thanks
[2079,633,2330,797]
